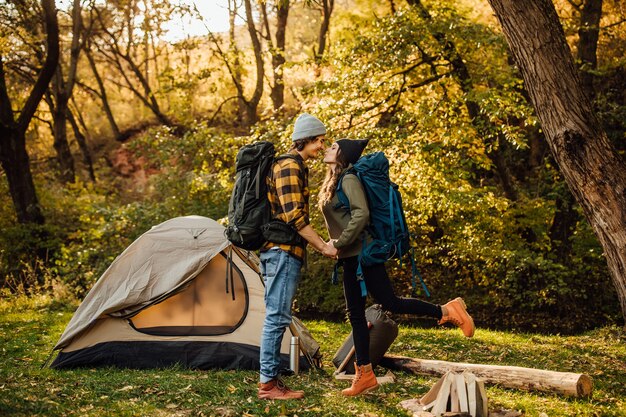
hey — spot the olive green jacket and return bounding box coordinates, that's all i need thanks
[321,173,372,259]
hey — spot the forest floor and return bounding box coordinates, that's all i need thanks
[1,294,625,416]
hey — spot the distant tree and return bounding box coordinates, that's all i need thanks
[241,0,265,126]
[0,0,59,224]
[82,43,122,140]
[310,0,334,64]
[574,0,604,97]
[488,0,626,322]
[407,0,519,201]
[90,0,174,127]
[261,0,290,111]
[45,0,89,183]
[206,0,264,127]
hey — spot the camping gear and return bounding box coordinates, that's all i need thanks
[290,336,300,375]
[225,141,304,250]
[335,151,430,297]
[419,371,489,417]
[332,304,398,374]
[50,216,321,370]
[225,141,275,250]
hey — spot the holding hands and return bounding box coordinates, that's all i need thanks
[322,240,339,259]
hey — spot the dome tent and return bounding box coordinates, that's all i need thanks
[51,216,320,370]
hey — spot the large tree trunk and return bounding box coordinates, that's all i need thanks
[487,0,626,322]
[0,0,59,225]
[0,127,46,225]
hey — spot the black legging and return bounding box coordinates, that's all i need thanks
[342,256,443,366]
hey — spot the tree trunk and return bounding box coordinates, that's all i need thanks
[49,0,84,183]
[381,355,593,398]
[487,0,626,322]
[51,76,76,183]
[408,0,519,201]
[549,190,579,259]
[577,0,603,97]
[242,0,264,127]
[67,108,96,182]
[0,126,45,225]
[85,48,121,139]
[315,0,334,64]
[270,0,289,111]
[0,0,59,225]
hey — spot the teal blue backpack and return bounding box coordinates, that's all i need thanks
[334,152,430,297]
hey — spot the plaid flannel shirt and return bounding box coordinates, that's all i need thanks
[261,153,309,262]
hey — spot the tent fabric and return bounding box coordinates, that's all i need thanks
[54,216,229,350]
[51,341,293,371]
[51,215,321,371]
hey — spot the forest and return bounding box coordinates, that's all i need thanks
[1,0,625,333]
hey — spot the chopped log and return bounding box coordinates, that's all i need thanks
[380,355,592,398]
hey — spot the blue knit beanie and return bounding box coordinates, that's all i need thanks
[292,113,327,141]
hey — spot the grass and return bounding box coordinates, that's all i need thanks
[1,294,625,416]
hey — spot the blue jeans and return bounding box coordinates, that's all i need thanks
[259,248,302,383]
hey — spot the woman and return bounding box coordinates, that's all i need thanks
[319,138,475,397]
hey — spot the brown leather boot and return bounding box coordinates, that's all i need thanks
[258,378,304,400]
[439,297,475,337]
[342,363,379,396]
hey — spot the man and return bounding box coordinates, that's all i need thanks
[258,113,337,400]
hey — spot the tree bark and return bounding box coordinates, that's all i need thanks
[0,0,59,225]
[84,47,121,139]
[315,0,334,64]
[242,0,264,126]
[549,190,579,259]
[577,0,603,97]
[380,355,593,398]
[226,0,246,125]
[48,0,86,183]
[51,74,76,183]
[270,0,289,111]
[67,108,96,182]
[487,0,626,322]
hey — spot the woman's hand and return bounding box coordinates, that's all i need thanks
[322,241,339,259]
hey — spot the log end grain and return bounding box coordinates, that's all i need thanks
[577,374,593,398]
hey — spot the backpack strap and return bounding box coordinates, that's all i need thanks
[334,168,355,211]
[356,237,368,298]
[410,247,431,297]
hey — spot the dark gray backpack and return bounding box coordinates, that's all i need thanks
[332,304,398,374]
[225,141,303,250]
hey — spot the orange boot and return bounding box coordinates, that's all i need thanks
[258,378,304,400]
[342,363,379,396]
[439,297,475,337]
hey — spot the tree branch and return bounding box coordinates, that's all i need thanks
[18,0,60,133]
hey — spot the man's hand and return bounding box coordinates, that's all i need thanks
[321,241,338,259]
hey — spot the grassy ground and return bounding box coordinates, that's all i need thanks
[1,295,625,417]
